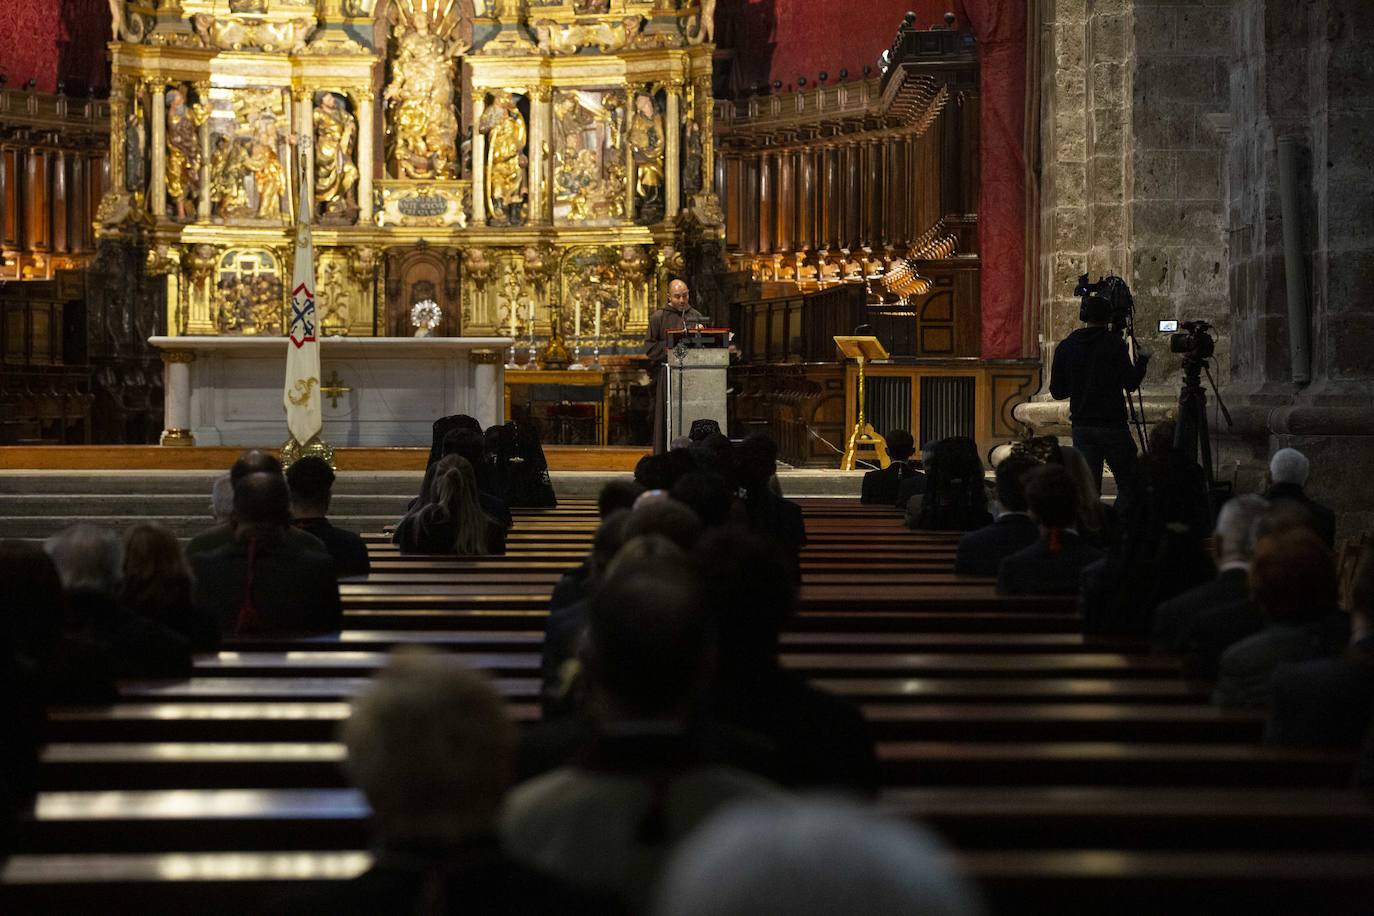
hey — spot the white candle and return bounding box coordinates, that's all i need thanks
[509,301,517,338]
[528,299,536,333]
[574,299,581,338]
[594,301,602,340]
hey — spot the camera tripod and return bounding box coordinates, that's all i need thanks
[1172,355,1232,490]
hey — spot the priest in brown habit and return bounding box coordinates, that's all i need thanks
[645,278,705,453]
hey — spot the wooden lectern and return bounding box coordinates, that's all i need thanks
[834,335,891,471]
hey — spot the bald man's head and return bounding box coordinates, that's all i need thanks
[668,279,689,312]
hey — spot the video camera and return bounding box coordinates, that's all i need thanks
[1075,273,1135,330]
[1159,319,1215,362]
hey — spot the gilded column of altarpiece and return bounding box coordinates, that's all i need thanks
[99,0,722,355]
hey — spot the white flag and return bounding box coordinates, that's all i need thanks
[284,189,321,446]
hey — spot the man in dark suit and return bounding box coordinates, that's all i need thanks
[192,472,342,635]
[1266,552,1374,746]
[286,456,371,579]
[735,433,807,570]
[997,464,1103,595]
[1265,447,1336,547]
[955,454,1039,577]
[1153,493,1269,651]
[187,450,325,558]
[860,430,921,506]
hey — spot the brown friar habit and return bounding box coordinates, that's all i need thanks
[644,304,705,453]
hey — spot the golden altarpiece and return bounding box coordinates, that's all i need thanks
[98,0,721,396]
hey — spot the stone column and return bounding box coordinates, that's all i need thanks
[357,92,374,224]
[758,151,774,254]
[528,86,550,224]
[472,95,487,224]
[160,349,196,446]
[665,85,682,218]
[149,83,166,220]
[298,91,315,214]
[469,348,503,428]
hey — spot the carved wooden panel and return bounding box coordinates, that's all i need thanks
[383,245,461,338]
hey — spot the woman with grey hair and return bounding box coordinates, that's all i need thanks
[288,651,612,914]
[43,524,190,681]
[655,799,984,916]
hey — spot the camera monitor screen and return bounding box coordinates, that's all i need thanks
[1158,319,1179,333]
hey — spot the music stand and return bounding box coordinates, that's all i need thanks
[834,335,891,471]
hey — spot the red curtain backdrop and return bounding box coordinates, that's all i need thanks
[717,0,1027,358]
[0,0,62,92]
[60,0,114,96]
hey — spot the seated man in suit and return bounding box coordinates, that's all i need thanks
[895,442,934,512]
[192,472,342,636]
[286,456,371,579]
[1213,528,1348,708]
[996,464,1104,596]
[860,429,921,506]
[955,454,1039,577]
[1265,447,1336,547]
[694,528,879,795]
[1265,550,1374,746]
[1153,493,1269,652]
[501,566,777,913]
[187,450,324,558]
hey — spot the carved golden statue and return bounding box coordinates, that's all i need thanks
[245,115,287,220]
[385,2,466,179]
[313,92,359,220]
[627,92,665,220]
[210,135,251,218]
[165,88,205,221]
[481,91,526,226]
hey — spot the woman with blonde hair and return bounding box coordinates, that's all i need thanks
[394,457,505,556]
[123,522,219,651]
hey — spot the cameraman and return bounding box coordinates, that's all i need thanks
[1049,289,1149,508]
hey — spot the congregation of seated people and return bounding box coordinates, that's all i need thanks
[913,419,1367,761]
[5,413,1372,912]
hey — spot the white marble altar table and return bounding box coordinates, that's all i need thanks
[149,336,510,447]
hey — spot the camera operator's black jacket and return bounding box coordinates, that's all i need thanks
[1049,327,1149,428]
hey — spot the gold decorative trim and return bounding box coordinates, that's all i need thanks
[280,434,337,469]
[470,348,502,365]
[161,428,196,446]
[161,350,197,364]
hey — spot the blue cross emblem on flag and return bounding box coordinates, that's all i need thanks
[290,282,316,349]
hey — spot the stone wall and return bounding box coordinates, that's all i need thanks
[1030,0,1374,537]
[1224,0,1374,537]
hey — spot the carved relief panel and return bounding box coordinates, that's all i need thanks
[552,87,626,224]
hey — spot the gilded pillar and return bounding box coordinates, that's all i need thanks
[665,84,681,218]
[623,98,636,221]
[197,83,212,223]
[528,86,551,225]
[109,76,127,194]
[357,92,374,224]
[150,82,166,219]
[297,90,315,213]
[472,95,487,224]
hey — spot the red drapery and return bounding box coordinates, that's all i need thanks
[718,0,1028,358]
[0,0,110,95]
[0,0,61,93]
